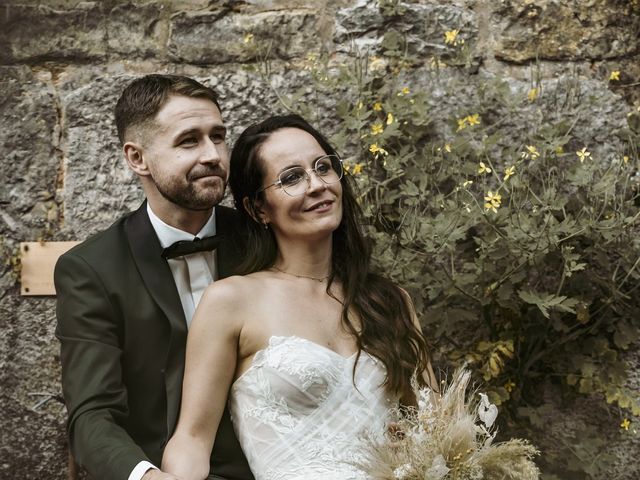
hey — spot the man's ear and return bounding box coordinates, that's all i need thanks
[243,196,269,225]
[123,142,150,177]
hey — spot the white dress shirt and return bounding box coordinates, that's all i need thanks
[127,204,218,480]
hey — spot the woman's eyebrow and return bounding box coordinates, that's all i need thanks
[276,155,328,174]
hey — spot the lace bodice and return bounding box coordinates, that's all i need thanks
[228,335,395,480]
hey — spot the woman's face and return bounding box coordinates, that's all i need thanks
[256,127,343,242]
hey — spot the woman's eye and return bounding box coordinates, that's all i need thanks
[280,170,305,186]
[315,161,331,175]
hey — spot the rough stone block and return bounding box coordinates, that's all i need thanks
[0,67,60,245]
[60,74,142,238]
[106,2,168,58]
[494,0,640,63]
[0,296,67,479]
[0,3,107,63]
[335,1,479,62]
[168,9,319,64]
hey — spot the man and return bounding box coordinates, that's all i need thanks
[55,74,253,480]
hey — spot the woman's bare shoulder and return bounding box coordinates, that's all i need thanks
[190,273,271,335]
[200,271,274,309]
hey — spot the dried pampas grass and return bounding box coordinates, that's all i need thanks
[358,370,540,480]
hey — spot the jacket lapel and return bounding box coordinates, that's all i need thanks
[124,202,187,436]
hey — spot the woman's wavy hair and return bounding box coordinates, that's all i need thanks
[229,114,431,398]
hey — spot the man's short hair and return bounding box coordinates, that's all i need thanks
[115,74,221,144]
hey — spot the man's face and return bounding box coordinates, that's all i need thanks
[141,95,229,211]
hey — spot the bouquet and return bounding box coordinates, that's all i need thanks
[358,370,540,480]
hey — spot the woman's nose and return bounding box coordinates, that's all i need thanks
[305,169,327,192]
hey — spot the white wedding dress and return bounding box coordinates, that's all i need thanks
[228,335,396,480]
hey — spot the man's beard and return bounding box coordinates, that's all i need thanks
[152,174,224,211]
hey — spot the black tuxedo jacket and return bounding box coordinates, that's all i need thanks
[55,203,253,480]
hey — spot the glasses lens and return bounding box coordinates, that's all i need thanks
[315,155,343,184]
[280,167,308,196]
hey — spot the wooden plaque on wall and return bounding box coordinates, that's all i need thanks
[20,242,80,296]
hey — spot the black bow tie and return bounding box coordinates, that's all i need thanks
[161,235,222,259]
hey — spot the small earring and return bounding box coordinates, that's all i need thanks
[262,221,269,230]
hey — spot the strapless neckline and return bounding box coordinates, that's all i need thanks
[233,335,363,388]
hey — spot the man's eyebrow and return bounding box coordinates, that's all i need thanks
[210,125,227,134]
[174,128,198,138]
[173,125,227,139]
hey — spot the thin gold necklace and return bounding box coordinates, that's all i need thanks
[271,266,329,283]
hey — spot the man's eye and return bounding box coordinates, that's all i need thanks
[179,137,197,146]
[280,170,305,186]
[210,134,226,144]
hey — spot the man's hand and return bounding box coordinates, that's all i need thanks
[142,468,182,480]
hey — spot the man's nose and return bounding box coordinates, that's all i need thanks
[200,137,222,163]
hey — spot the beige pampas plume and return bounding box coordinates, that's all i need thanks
[357,369,540,480]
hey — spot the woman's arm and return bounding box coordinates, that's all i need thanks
[161,279,244,480]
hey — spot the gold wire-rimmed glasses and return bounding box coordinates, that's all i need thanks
[256,154,344,197]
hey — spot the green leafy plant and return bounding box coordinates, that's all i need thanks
[245,5,640,476]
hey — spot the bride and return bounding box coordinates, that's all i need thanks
[162,114,435,480]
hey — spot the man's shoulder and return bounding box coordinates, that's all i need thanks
[58,210,136,264]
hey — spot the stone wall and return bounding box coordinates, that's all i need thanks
[1,0,638,478]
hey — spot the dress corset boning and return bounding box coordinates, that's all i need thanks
[228,335,395,480]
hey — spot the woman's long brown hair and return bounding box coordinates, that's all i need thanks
[229,114,431,396]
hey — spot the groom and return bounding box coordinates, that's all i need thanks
[55,74,253,480]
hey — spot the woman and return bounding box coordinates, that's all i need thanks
[162,115,434,479]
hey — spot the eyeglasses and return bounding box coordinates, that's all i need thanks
[257,155,343,197]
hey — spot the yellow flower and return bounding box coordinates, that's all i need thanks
[371,123,384,135]
[243,33,254,44]
[444,143,452,153]
[527,87,538,102]
[576,147,591,163]
[369,143,388,157]
[397,86,411,97]
[352,163,364,175]
[504,165,516,181]
[555,145,564,155]
[462,180,473,188]
[521,145,540,160]
[303,53,318,71]
[466,113,480,126]
[609,70,621,81]
[386,112,394,125]
[478,162,492,174]
[458,114,480,131]
[357,101,363,110]
[623,155,629,164]
[504,380,516,393]
[484,191,502,213]
[373,102,383,112]
[444,29,460,45]
[621,418,631,431]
